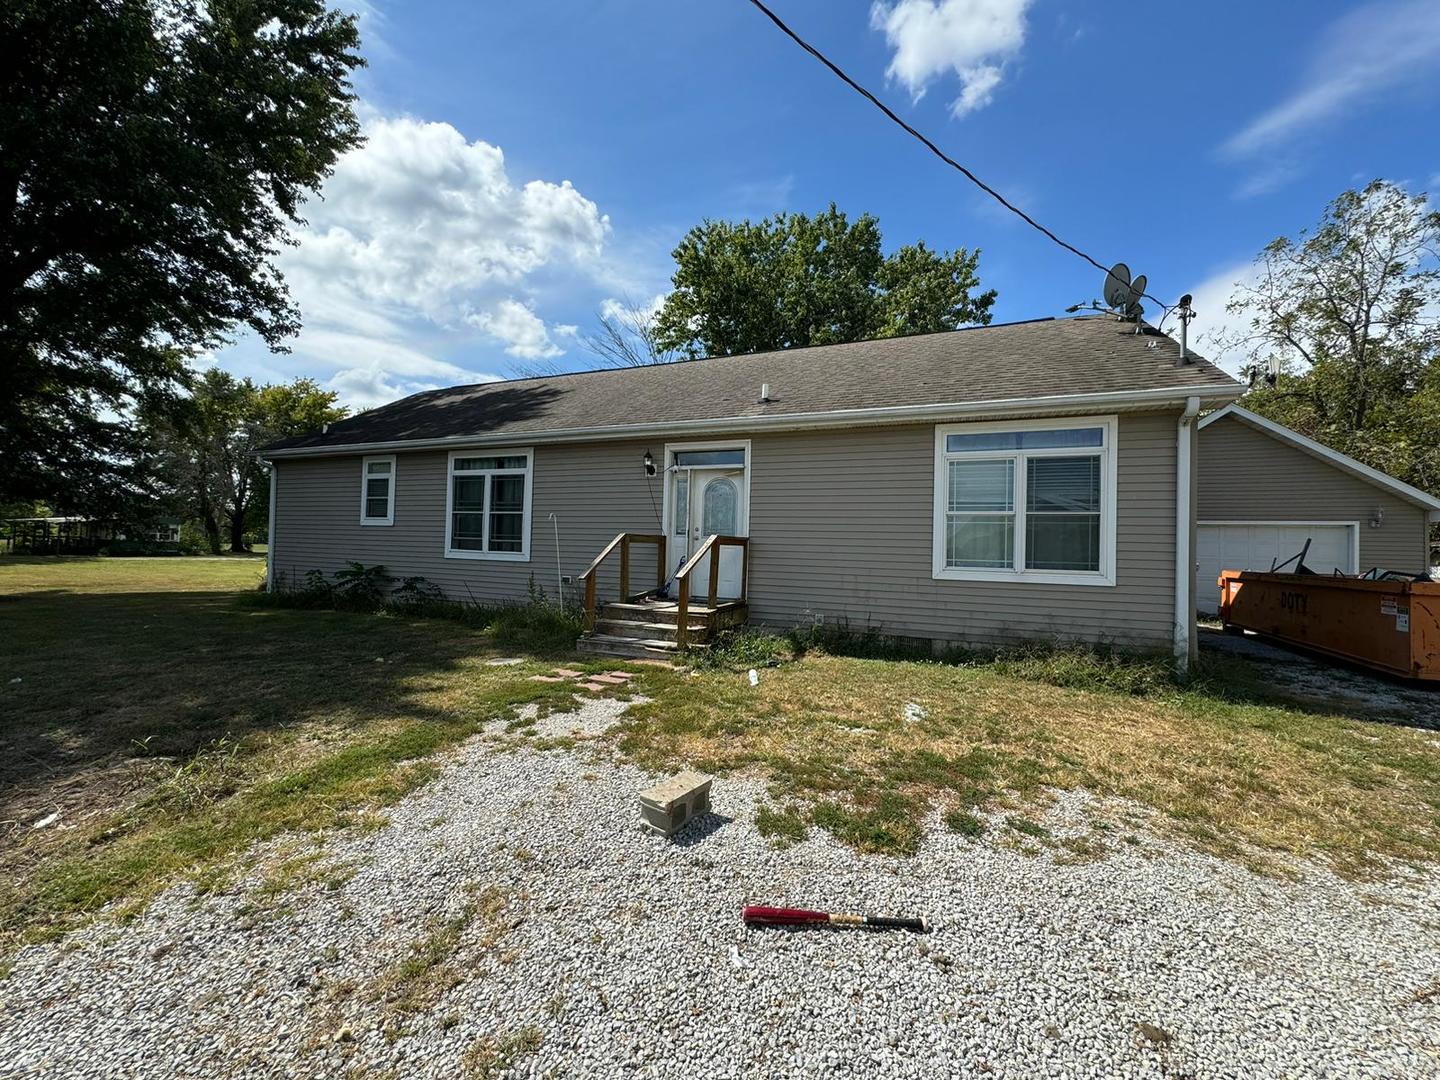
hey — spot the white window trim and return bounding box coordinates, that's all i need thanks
[932,415,1118,587]
[360,454,396,526]
[443,447,534,561]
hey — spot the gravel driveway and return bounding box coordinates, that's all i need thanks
[1201,627,1439,728]
[3,696,1438,1079]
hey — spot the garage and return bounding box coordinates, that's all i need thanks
[1195,521,1356,614]
[1196,405,1440,617]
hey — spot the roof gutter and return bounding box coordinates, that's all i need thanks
[259,382,1243,460]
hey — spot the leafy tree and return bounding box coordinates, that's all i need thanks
[1218,181,1440,496]
[651,204,995,358]
[145,370,345,553]
[0,0,363,510]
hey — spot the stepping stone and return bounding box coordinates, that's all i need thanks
[589,674,628,685]
[528,675,566,683]
[605,671,635,680]
[554,668,584,678]
[578,681,608,693]
[486,657,525,666]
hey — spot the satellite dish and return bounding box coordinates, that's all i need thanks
[1102,263,1132,309]
[1102,262,1146,319]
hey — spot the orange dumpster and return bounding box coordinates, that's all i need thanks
[1218,570,1440,682]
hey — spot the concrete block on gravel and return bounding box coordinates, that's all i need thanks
[638,771,713,837]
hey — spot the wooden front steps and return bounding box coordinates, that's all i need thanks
[577,531,752,659]
[578,596,748,659]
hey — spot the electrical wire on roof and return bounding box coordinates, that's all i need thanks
[742,0,1174,322]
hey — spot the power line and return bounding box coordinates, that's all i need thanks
[741,0,1172,320]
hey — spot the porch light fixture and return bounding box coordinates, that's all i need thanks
[1370,507,1384,528]
[643,450,656,477]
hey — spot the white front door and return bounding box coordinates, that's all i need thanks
[1195,522,1356,615]
[666,448,748,600]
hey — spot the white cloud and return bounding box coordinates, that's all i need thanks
[1232,160,1303,201]
[298,330,475,381]
[257,112,611,407]
[869,0,1032,118]
[599,293,667,324]
[467,299,567,360]
[1221,0,1440,162]
[291,115,608,321]
[328,364,440,412]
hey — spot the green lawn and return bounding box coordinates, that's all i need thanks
[2,555,1438,958]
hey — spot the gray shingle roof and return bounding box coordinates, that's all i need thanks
[265,316,1238,453]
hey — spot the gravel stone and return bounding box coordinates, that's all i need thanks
[2,694,1438,1079]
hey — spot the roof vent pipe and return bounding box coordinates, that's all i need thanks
[1176,294,1195,365]
[759,383,773,403]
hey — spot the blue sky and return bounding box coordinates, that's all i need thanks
[218,0,1440,406]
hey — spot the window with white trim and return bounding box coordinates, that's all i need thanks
[445,450,533,560]
[933,418,1116,585]
[360,456,395,526]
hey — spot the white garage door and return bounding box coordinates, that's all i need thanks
[1196,522,1356,615]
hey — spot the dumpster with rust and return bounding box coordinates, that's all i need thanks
[1218,570,1440,681]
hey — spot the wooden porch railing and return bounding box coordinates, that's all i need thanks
[673,534,749,647]
[579,532,666,631]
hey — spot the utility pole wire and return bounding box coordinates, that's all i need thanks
[742,0,1172,318]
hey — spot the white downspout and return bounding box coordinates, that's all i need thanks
[1174,397,1201,674]
[266,460,277,593]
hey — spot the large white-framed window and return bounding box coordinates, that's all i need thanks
[360,455,396,526]
[933,416,1118,586]
[444,448,533,561]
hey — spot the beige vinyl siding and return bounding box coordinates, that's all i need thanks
[746,413,1178,649]
[1197,415,1428,572]
[273,439,664,606]
[272,412,1182,649]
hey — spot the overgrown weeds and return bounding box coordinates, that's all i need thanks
[245,567,583,654]
[786,620,1182,696]
[462,1026,545,1079]
[691,627,794,670]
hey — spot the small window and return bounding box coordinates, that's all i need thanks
[445,449,532,560]
[671,475,689,536]
[945,427,1103,453]
[674,449,746,467]
[360,456,395,526]
[934,418,1115,585]
[702,477,738,536]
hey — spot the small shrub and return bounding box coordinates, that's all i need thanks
[177,520,209,555]
[332,562,392,607]
[392,576,445,608]
[693,628,792,670]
